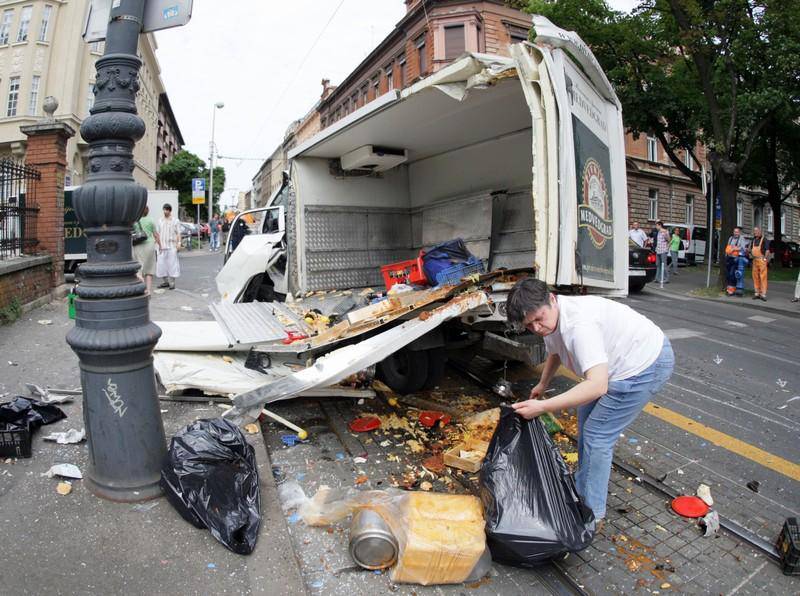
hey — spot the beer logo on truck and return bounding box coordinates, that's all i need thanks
[578,158,613,249]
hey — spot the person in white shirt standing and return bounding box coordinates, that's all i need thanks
[628,221,649,248]
[156,203,182,290]
[506,278,674,521]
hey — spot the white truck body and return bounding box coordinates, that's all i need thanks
[218,18,629,302]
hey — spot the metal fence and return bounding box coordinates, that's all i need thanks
[0,158,40,260]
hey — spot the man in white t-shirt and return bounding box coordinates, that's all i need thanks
[628,221,649,247]
[505,278,674,521]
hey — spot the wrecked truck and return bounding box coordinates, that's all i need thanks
[155,18,630,410]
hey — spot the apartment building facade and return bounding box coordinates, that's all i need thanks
[0,0,180,190]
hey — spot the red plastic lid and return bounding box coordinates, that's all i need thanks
[418,411,452,428]
[671,495,710,518]
[349,416,381,432]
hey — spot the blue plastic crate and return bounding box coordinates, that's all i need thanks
[434,256,485,286]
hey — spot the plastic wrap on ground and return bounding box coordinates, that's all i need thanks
[301,487,485,585]
[160,418,261,555]
[480,406,595,565]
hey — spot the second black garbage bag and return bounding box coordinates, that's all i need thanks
[480,406,595,566]
[161,418,261,555]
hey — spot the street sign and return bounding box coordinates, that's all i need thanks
[83,0,194,42]
[192,195,205,205]
[192,178,206,192]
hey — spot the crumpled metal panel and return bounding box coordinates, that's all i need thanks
[209,301,309,346]
[226,291,489,423]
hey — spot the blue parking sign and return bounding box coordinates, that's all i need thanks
[192,178,206,192]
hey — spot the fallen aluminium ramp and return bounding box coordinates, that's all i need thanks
[226,291,489,423]
[209,301,311,346]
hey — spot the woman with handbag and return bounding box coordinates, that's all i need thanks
[133,206,159,294]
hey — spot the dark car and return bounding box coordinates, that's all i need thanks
[769,240,800,268]
[629,240,656,292]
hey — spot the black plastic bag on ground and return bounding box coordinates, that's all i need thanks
[480,406,595,566]
[0,396,66,430]
[161,418,261,555]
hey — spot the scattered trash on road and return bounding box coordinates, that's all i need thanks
[25,384,74,404]
[1,397,67,457]
[349,416,381,432]
[700,510,720,537]
[696,483,713,506]
[43,428,85,444]
[670,495,709,518]
[243,423,259,434]
[418,410,451,429]
[746,480,760,493]
[56,481,72,495]
[43,463,83,479]
[37,319,53,325]
[481,407,595,566]
[161,418,261,555]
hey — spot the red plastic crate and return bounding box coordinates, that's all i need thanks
[380,253,428,290]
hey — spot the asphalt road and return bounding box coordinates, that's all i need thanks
[622,287,800,539]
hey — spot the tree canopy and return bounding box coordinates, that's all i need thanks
[521,0,800,273]
[156,149,226,213]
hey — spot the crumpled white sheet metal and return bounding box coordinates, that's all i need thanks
[154,352,287,396]
[216,232,284,302]
[226,291,489,423]
[403,52,517,102]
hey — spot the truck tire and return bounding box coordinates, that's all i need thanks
[377,348,429,395]
[629,280,646,293]
[423,348,447,389]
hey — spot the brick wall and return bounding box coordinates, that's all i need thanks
[0,257,53,319]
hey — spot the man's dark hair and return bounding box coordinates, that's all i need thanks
[733,226,742,232]
[506,278,551,324]
[163,203,172,212]
[656,220,664,227]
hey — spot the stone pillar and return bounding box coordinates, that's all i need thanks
[21,115,75,289]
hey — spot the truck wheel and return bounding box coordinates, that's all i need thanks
[377,348,429,395]
[423,348,447,389]
[629,280,645,293]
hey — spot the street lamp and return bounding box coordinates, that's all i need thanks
[209,101,224,222]
[67,0,165,501]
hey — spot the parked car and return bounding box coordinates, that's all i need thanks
[629,240,656,292]
[664,223,707,265]
[769,240,800,268]
[199,223,210,239]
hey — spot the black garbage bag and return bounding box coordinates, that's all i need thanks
[0,396,66,430]
[480,407,595,566]
[161,418,261,555]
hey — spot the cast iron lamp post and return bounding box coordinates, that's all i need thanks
[67,0,166,501]
[208,101,224,222]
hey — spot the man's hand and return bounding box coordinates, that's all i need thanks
[529,382,548,400]
[511,398,549,420]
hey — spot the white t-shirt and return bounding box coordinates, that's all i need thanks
[629,228,648,247]
[544,295,665,381]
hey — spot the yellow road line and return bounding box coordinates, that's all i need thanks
[643,403,800,482]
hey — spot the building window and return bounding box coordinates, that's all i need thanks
[444,24,466,60]
[780,209,785,235]
[766,205,774,233]
[16,6,32,42]
[27,75,39,115]
[685,195,693,225]
[506,23,529,45]
[89,40,103,54]
[38,5,52,42]
[398,55,406,87]
[87,83,94,115]
[351,92,358,110]
[0,9,13,45]
[646,134,658,162]
[361,84,368,104]
[648,188,658,220]
[736,199,743,227]
[416,34,427,76]
[372,76,379,98]
[683,147,693,170]
[7,77,20,116]
[385,64,393,90]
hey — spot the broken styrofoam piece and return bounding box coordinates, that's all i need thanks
[43,429,86,445]
[696,483,713,507]
[42,464,82,479]
[277,480,308,512]
[700,510,720,537]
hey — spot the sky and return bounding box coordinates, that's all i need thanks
[154,1,639,209]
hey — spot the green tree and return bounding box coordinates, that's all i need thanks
[522,0,800,286]
[156,149,226,212]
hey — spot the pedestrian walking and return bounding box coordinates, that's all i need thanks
[506,278,674,521]
[628,221,649,248]
[156,203,181,290]
[209,212,221,252]
[669,228,681,276]
[724,226,748,296]
[748,226,770,301]
[654,221,670,284]
[133,206,158,294]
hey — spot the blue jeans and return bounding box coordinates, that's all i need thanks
[210,230,219,250]
[574,338,674,519]
[656,252,669,282]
